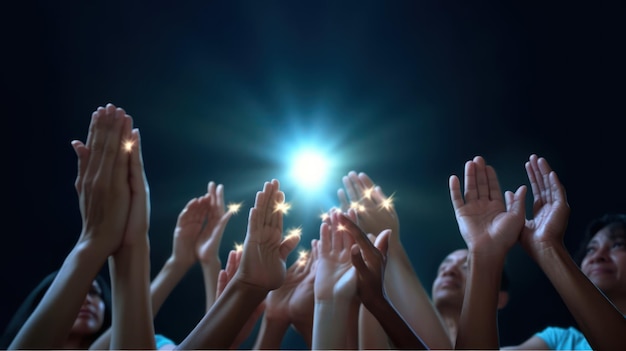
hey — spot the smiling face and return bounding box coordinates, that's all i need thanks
[432,249,469,310]
[581,223,626,299]
[70,280,105,336]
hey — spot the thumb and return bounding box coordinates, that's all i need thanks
[279,232,301,260]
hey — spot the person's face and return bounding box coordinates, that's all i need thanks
[581,223,626,297]
[432,249,468,307]
[71,280,105,335]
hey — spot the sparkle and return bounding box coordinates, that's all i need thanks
[337,224,347,232]
[363,187,374,200]
[379,193,395,211]
[227,202,243,214]
[233,242,243,253]
[123,140,134,152]
[286,226,303,239]
[274,201,292,215]
[320,212,329,221]
[297,249,309,266]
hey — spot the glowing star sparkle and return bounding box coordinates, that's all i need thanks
[286,226,303,239]
[297,249,309,266]
[362,187,374,200]
[234,242,243,253]
[379,193,395,211]
[123,140,134,152]
[274,201,291,215]
[337,224,347,232]
[320,212,329,221]
[227,202,242,214]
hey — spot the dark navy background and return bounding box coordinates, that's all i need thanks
[2,1,625,348]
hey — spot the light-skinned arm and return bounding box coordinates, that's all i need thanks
[175,179,300,350]
[339,171,451,349]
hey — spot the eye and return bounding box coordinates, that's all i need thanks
[585,246,596,255]
[88,287,102,297]
[612,241,625,249]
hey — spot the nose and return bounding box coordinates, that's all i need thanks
[440,264,459,277]
[588,245,610,264]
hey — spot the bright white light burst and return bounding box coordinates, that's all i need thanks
[227,202,242,214]
[290,149,329,189]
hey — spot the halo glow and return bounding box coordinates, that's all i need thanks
[291,150,329,189]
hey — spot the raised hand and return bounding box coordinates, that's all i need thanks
[339,211,389,307]
[449,156,526,350]
[338,171,399,242]
[235,179,300,291]
[449,156,526,255]
[121,126,150,248]
[312,211,358,350]
[171,196,209,268]
[196,181,232,264]
[73,103,133,254]
[315,210,357,301]
[519,154,571,257]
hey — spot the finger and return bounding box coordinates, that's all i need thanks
[128,128,148,201]
[71,140,89,193]
[216,183,225,211]
[101,106,128,179]
[525,157,541,205]
[485,165,503,202]
[462,160,478,202]
[473,156,489,200]
[216,269,228,298]
[339,214,374,254]
[342,172,359,202]
[449,175,465,211]
[280,231,301,260]
[350,244,368,275]
[319,222,331,256]
[537,157,554,203]
[272,190,285,232]
[509,186,528,216]
[374,230,390,257]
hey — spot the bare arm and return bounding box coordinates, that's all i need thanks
[518,155,626,351]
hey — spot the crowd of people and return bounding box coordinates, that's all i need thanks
[1,103,624,350]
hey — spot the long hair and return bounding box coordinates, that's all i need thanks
[0,271,112,349]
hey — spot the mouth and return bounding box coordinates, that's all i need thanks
[77,309,95,319]
[588,268,614,277]
[438,279,461,290]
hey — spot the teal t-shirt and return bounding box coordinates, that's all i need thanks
[535,326,591,350]
[154,334,176,349]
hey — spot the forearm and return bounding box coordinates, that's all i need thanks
[312,300,351,350]
[455,252,503,350]
[176,280,268,350]
[199,259,221,311]
[151,256,194,315]
[534,243,626,350]
[109,242,155,350]
[384,243,452,349]
[252,315,289,350]
[365,296,427,350]
[9,242,109,349]
[358,304,391,350]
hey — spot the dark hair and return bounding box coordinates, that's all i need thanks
[0,271,112,349]
[575,213,626,265]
